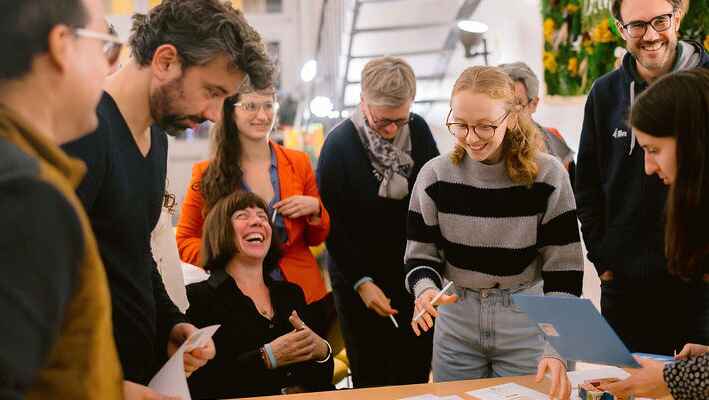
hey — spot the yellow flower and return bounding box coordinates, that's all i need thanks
[591,19,614,43]
[704,34,709,51]
[544,51,558,73]
[544,18,555,44]
[582,38,594,55]
[566,4,579,14]
[568,57,579,76]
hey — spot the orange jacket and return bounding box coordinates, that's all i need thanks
[176,143,330,304]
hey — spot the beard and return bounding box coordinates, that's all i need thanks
[628,36,677,73]
[149,76,205,137]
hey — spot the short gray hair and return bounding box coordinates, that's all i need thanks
[499,62,539,100]
[361,56,416,107]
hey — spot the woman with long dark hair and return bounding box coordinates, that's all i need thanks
[176,83,332,335]
[602,68,708,400]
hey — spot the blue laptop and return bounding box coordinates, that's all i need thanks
[511,294,641,368]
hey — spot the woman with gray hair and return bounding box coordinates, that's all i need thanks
[317,56,440,387]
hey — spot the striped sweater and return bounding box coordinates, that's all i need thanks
[405,152,584,298]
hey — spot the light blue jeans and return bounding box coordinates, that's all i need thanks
[432,280,549,382]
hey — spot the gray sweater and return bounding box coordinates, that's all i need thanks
[405,152,584,299]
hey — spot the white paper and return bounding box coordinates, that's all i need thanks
[467,383,548,400]
[148,325,221,399]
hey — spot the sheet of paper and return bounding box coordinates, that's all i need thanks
[467,383,548,400]
[148,324,221,399]
[567,366,630,386]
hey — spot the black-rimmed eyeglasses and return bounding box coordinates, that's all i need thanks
[618,12,675,39]
[74,28,123,66]
[445,109,510,140]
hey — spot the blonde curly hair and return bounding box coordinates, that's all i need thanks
[449,66,543,186]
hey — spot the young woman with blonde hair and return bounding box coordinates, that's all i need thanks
[404,66,584,400]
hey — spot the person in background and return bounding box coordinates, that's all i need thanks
[574,0,709,355]
[186,191,334,399]
[0,0,124,398]
[61,0,273,395]
[499,62,575,176]
[406,66,583,400]
[176,82,332,336]
[317,56,440,388]
[602,68,709,400]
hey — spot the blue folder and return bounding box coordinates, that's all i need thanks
[511,294,641,368]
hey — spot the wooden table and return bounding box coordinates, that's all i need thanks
[238,375,551,400]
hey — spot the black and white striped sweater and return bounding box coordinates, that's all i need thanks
[404,152,584,298]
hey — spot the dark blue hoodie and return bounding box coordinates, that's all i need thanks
[575,40,709,280]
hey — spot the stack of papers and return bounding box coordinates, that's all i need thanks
[467,383,547,400]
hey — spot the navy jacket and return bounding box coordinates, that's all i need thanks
[575,41,709,280]
[317,113,439,294]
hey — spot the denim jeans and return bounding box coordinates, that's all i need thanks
[432,280,548,382]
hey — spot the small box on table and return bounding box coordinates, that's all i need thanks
[578,379,634,400]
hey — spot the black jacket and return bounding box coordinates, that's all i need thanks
[316,113,440,294]
[575,41,709,280]
[186,270,333,399]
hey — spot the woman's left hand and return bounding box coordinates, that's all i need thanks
[535,357,570,400]
[288,311,329,361]
[599,357,669,399]
[274,196,320,219]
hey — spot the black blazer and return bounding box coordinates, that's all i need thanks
[186,269,334,399]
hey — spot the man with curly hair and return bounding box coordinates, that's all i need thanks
[61,0,273,396]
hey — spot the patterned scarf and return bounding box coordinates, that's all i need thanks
[352,107,414,199]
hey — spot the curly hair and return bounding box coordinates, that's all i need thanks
[200,191,282,272]
[630,68,709,279]
[200,83,276,212]
[611,0,682,22]
[128,0,273,89]
[449,66,543,186]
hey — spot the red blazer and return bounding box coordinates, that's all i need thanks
[176,143,330,304]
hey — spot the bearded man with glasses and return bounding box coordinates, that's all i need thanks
[575,0,709,355]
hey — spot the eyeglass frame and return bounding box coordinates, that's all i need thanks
[364,103,411,129]
[617,11,676,39]
[233,100,280,114]
[74,28,123,66]
[445,108,511,140]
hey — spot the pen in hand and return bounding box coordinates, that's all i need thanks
[413,281,455,322]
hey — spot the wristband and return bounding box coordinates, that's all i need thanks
[265,342,278,369]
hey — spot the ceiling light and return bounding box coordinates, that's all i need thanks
[309,96,333,118]
[457,20,488,34]
[300,59,318,82]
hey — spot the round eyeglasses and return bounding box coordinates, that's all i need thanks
[234,101,279,114]
[445,109,510,140]
[74,28,123,66]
